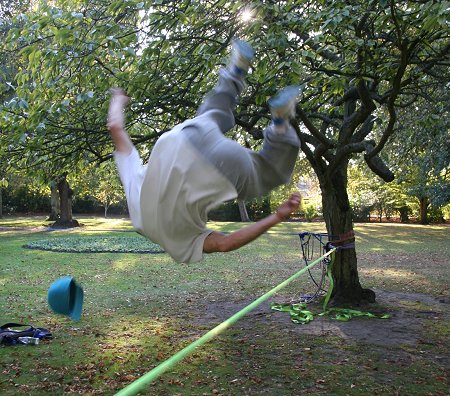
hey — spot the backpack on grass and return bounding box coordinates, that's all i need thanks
[0,323,53,345]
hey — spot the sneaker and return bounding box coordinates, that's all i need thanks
[268,85,301,124]
[229,39,255,76]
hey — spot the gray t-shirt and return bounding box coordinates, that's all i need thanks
[139,124,237,263]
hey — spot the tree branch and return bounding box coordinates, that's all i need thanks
[296,106,333,147]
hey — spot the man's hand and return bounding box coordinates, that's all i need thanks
[275,191,301,220]
[107,88,133,154]
[203,191,302,254]
[107,88,130,131]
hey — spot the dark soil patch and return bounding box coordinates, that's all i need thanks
[189,289,449,362]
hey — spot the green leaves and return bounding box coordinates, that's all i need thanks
[1,0,448,219]
[1,0,145,174]
[76,91,95,102]
[0,178,8,188]
[25,236,165,253]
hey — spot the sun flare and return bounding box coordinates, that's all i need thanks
[240,8,254,23]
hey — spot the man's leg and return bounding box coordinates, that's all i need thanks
[195,40,254,134]
[239,86,302,199]
[268,86,302,136]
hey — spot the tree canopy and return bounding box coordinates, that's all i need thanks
[2,1,449,170]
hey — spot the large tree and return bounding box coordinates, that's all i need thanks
[248,0,449,303]
[2,0,449,303]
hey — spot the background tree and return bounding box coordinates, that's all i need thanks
[47,179,60,221]
[389,87,450,224]
[348,163,416,223]
[1,171,50,214]
[0,177,7,217]
[89,163,124,218]
[1,0,142,226]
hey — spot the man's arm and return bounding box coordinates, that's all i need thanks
[203,192,301,253]
[107,88,133,154]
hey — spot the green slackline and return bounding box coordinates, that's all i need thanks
[114,248,336,396]
[322,254,335,310]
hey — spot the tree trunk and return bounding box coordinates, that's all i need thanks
[419,197,429,225]
[237,200,250,222]
[47,180,60,221]
[399,206,409,223]
[320,168,375,305]
[51,175,79,228]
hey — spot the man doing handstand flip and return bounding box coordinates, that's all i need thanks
[108,40,302,263]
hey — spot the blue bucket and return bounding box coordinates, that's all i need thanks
[48,276,84,321]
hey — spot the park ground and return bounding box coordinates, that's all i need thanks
[0,216,449,395]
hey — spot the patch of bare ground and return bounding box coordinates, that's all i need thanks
[190,289,449,369]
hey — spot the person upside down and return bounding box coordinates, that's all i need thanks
[108,40,302,264]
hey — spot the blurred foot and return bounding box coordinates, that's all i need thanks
[228,39,255,76]
[268,86,301,133]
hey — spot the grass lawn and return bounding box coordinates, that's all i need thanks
[0,215,449,395]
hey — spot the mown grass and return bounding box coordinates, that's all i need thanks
[0,216,449,395]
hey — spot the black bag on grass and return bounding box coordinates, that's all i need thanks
[0,323,52,345]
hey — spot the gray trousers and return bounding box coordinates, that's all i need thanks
[182,69,300,200]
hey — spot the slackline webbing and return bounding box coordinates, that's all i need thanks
[114,248,336,396]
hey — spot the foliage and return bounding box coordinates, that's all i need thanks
[2,173,51,214]
[208,200,241,222]
[268,156,320,212]
[82,162,125,217]
[0,0,240,173]
[245,196,271,220]
[348,162,422,222]
[376,88,450,222]
[2,0,448,195]
[3,0,447,175]
[303,204,318,222]
[391,93,450,211]
[1,166,128,216]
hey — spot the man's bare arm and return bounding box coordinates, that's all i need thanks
[107,88,133,154]
[203,192,301,253]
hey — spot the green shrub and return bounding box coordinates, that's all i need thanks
[3,184,50,213]
[304,204,318,222]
